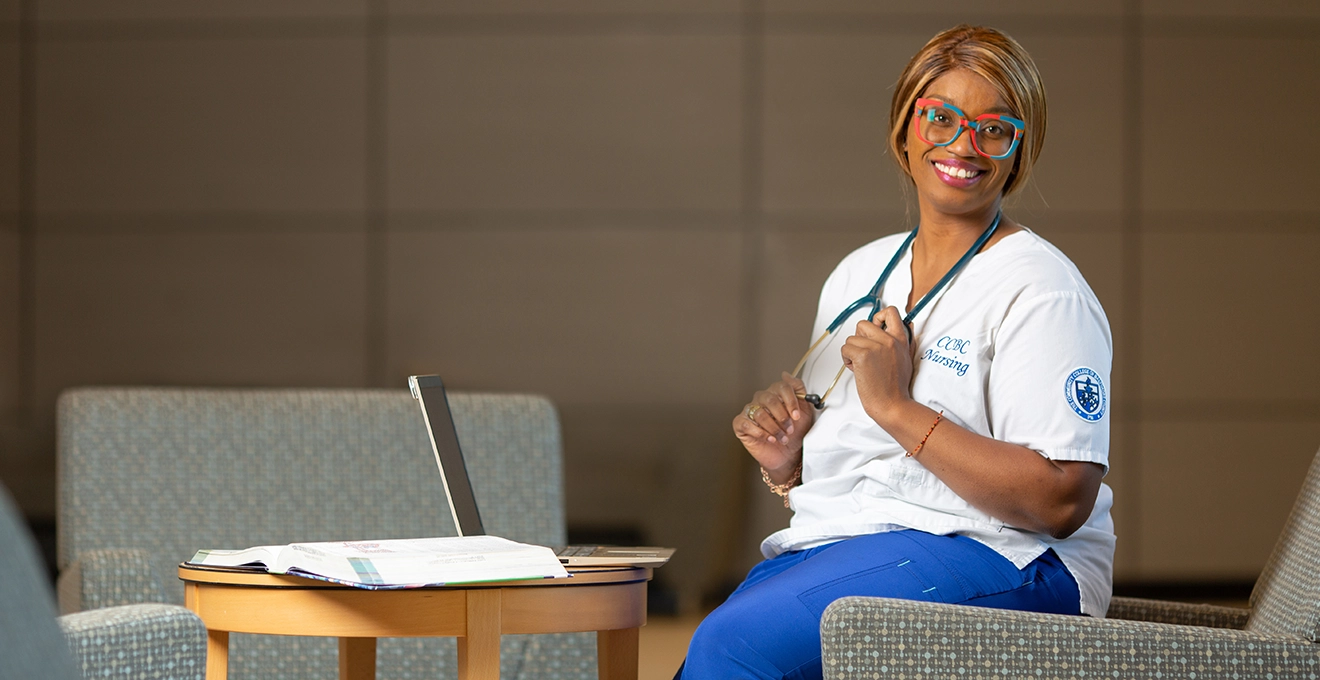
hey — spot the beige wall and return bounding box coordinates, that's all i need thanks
[1,1,1317,608]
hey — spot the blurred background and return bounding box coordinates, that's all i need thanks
[1,0,1317,619]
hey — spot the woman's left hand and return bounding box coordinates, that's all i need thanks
[841,305,914,427]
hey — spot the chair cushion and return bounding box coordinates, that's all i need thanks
[1247,446,1320,642]
[0,486,82,680]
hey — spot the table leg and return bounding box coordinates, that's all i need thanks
[339,637,376,680]
[205,630,229,680]
[597,627,640,680]
[186,583,230,680]
[458,589,502,680]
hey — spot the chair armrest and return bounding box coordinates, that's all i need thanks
[58,548,165,613]
[59,604,207,680]
[821,596,1318,679]
[1106,595,1250,629]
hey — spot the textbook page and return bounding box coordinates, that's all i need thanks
[188,535,569,588]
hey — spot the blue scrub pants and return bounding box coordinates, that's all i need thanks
[676,529,1081,680]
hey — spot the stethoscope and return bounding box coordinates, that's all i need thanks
[790,211,1002,409]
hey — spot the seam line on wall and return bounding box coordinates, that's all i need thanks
[738,1,764,398]
[1144,16,1320,39]
[1118,0,1144,572]
[16,0,35,425]
[365,0,387,388]
[763,13,1123,36]
[18,209,1317,235]
[19,13,1319,41]
[1141,400,1320,422]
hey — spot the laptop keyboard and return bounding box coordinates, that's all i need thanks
[554,545,597,557]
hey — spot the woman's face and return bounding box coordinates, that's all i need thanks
[904,68,1019,219]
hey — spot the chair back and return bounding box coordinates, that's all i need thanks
[0,485,82,680]
[57,387,590,680]
[1247,446,1320,641]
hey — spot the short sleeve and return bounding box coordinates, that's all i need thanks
[986,291,1113,471]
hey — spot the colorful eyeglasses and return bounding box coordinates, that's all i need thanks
[912,98,1024,160]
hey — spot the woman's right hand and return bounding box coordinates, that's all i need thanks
[732,372,817,481]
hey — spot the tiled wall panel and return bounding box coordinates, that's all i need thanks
[0,4,26,514]
[35,36,368,213]
[562,403,743,612]
[1139,420,1320,579]
[33,228,370,418]
[1142,35,1320,212]
[1103,418,1138,579]
[387,34,742,212]
[1143,0,1320,19]
[0,39,17,215]
[0,228,38,514]
[1140,230,1319,404]
[1009,35,1124,213]
[760,34,919,214]
[0,229,16,424]
[388,0,739,15]
[35,1,366,21]
[385,227,742,408]
[764,1,1123,17]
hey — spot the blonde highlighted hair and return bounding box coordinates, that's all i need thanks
[888,25,1046,197]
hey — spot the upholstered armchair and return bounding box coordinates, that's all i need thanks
[820,446,1320,679]
[56,387,595,680]
[0,485,206,680]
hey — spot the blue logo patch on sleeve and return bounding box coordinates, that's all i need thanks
[1065,367,1106,422]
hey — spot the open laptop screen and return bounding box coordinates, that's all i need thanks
[408,374,486,537]
[409,375,674,567]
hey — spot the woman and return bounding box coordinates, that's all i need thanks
[678,25,1114,680]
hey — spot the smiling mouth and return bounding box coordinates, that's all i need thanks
[933,161,985,180]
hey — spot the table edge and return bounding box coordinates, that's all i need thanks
[178,563,652,589]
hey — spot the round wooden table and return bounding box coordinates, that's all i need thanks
[179,564,651,680]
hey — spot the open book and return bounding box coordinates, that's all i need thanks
[188,535,570,589]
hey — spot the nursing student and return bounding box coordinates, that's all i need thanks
[677,24,1115,680]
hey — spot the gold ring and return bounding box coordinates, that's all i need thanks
[746,404,762,421]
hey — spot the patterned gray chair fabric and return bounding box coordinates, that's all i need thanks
[57,387,594,680]
[819,445,1320,679]
[61,604,209,680]
[0,484,206,680]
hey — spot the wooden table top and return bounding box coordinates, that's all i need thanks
[178,562,652,589]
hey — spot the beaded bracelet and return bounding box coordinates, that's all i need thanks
[760,463,802,508]
[906,410,944,458]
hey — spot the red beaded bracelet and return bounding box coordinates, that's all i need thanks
[906,410,944,458]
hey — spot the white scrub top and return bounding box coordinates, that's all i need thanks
[762,228,1116,617]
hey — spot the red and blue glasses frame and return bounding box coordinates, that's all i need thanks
[911,97,1025,160]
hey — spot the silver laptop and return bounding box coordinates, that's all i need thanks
[408,374,674,568]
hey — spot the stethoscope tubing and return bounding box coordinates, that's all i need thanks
[795,211,1003,409]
